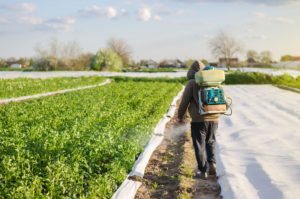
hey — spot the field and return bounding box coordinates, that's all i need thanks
[1,71,299,199]
[123,68,178,73]
[225,71,300,89]
[0,77,182,198]
[0,76,106,99]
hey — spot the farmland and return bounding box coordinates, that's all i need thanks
[0,79,182,198]
[0,76,106,99]
[1,71,299,199]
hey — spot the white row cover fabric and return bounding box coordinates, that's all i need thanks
[111,88,184,199]
[111,179,142,199]
[0,79,111,105]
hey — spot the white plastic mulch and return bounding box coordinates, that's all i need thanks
[231,67,300,78]
[0,68,299,79]
[217,85,300,199]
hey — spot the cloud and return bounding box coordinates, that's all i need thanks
[145,3,192,18]
[0,2,37,13]
[202,34,213,39]
[251,34,267,40]
[36,17,76,32]
[155,7,191,17]
[1,14,75,32]
[0,16,9,24]
[172,0,298,6]
[274,16,295,24]
[120,8,129,16]
[138,7,152,21]
[106,6,118,18]
[136,6,165,22]
[17,16,43,25]
[252,12,295,24]
[153,15,161,21]
[253,12,267,19]
[78,5,118,19]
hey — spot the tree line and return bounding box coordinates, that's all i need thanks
[0,38,133,71]
[1,33,299,71]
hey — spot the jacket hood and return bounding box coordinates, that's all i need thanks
[187,61,201,80]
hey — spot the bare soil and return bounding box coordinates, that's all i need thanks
[134,102,221,199]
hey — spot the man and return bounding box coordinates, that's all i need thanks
[177,60,219,179]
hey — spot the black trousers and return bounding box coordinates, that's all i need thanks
[191,121,218,172]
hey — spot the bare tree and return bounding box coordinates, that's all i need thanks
[34,38,82,59]
[209,32,243,70]
[106,38,132,66]
[0,58,7,68]
[260,50,272,64]
[62,41,82,59]
[247,50,259,61]
[33,38,84,70]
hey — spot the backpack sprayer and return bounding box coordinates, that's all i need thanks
[195,66,232,116]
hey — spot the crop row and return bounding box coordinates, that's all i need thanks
[0,76,106,99]
[0,80,182,198]
[225,71,300,89]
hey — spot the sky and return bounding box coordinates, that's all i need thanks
[0,0,300,62]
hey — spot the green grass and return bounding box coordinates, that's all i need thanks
[0,80,182,198]
[123,68,177,73]
[116,72,300,90]
[0,67,34,71]
[272,74,300,89]
[225,71,273,84]
[112,76,187,84]
[225,71,300,89]
[0,76,106,99]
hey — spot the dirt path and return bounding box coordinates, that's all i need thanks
[134,103,221,199]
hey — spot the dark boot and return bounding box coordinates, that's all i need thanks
[208,163,216,175]
[196,171,208,180]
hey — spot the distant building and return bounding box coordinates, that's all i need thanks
[10,63,22,69]
[219,58,239,67]
[140,59,158,68]
[209,62,219,67]
[159,59,185,68]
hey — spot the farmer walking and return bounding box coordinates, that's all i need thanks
[177,60,219,179]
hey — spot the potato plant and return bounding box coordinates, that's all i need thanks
[0,76,106,99]
[0,80,182,198]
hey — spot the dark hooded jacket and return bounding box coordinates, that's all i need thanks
[178,61,219,122]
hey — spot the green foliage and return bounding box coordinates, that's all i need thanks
[0,76,106,99]
[113,72,299,89]
[0,67,33,71]
[200,59,208,65]
[91,49,123,71]
[32,57,57,71]
[225,71,300,89]
[281,55,292,62]
[0,81,182,198]
[280,55,300,62]
[225,71,273,84]
[272,74,300,89]
[0,58,7,68]
[32,56,92,71]
[184,59,194,68]
[112,76,187,84]
[123,68,177,73]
